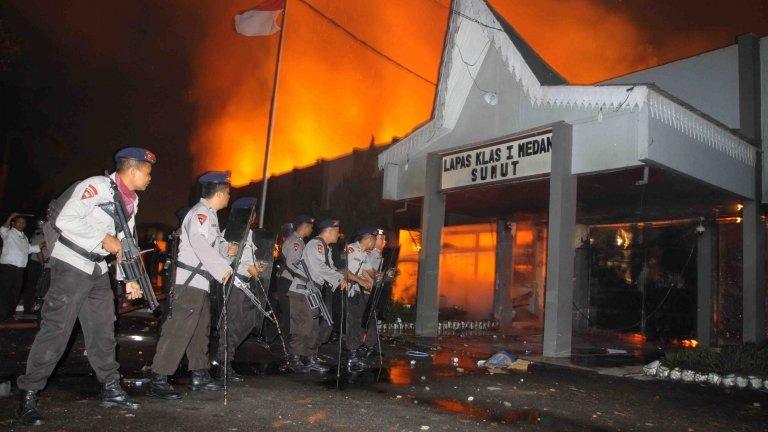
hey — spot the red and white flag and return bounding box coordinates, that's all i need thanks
[235,0,286,37]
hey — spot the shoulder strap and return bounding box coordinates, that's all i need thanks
[315,237,331,267]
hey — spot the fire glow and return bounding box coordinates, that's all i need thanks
[185,0,728,185]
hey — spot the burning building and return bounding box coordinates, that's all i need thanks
[377,0,767,356]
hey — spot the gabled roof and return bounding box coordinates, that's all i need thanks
[378,0,645,168]
[486,1,565,86]
[379,0,736,169]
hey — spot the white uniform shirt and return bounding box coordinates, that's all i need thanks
[280,232,305,281]
[289,237,343,293]
[346,241,369,276]
[0,227,41,268]
[368,248,383,273]
[50,173,136,275]
[174,199,232,292]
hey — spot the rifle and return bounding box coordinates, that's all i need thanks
[232,275,273,321]
[106,176,159,311]
[361,247,399,330]
[216,204,258,331]
[297,259,333,325]
[165,229,180,318]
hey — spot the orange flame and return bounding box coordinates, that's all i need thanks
[681,339,699,348]
[185,0,765,184]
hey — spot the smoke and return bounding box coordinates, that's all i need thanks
[188,0,762,185]
[187,0,448,186]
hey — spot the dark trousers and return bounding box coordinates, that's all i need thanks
[151,286,211,375]
[215,285,257,363]
[17,258,120,391]
[288,291,320,357]
[271,277,292,340]
[346,292,379,351]
[24,260,43,313]
[0,263,25,320]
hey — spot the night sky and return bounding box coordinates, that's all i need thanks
[1,0,766,226]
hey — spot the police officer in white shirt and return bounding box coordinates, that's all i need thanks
[15,147,155,426]
[0,213,41,321]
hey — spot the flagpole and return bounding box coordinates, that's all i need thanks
[258,0,289,228]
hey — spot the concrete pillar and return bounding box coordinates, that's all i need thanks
[696,220,718,347]
[739,34,765,343]
[543,122,577,357]
[415,152,445,337]
[493,219,514,326]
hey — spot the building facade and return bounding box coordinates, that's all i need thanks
[377,0,766,356]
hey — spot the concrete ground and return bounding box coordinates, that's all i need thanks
[1,312,767,431]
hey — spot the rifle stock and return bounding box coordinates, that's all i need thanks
[298,259,333,325]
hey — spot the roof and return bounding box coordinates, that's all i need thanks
[377,0,752,170]
[486,1,565,86]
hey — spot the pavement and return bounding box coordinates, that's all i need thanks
[1,312,767,431]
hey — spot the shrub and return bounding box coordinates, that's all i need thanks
[662,343,768,377]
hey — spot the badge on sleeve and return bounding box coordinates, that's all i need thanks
[80,184,98,200]
[197,214,207,225]
[292,243,300,252]
[316,244,324,254]
[346,246,354,254]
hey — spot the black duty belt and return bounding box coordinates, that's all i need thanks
[58,236,105,262]
[176,261,214,282]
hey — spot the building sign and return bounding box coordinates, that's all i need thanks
[440,130,552,191]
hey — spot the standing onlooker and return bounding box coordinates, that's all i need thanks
[0,213,41,321]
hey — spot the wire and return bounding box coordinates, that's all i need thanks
[297,0,436,86]
[428,0,504,32]
[614,86,636,112]
[457,41,492,93]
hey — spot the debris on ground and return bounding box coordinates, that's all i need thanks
[478,351,531,373]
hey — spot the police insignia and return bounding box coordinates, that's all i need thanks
[196,214,207,224]
[292,242,300,251]
[80,184,98,200]
[316,244,324,253]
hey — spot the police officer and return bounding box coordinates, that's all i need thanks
[344,228,376,371]
[276,215,314,372]
[16,147,155,426]
[148,171,236,400]
[214,199,268,382]
[288,219,361,373]
[359,228,387,359]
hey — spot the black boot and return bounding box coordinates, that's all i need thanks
[147,373,182,400]
[288,354,309,373]
[16,390,43,426]
[347,351,368,373]
[304,355,330,374]
[215,362,243,383]
[189,370,224,391]
[100,379,141,409]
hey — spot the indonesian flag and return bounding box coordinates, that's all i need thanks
[235,0,286,37]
